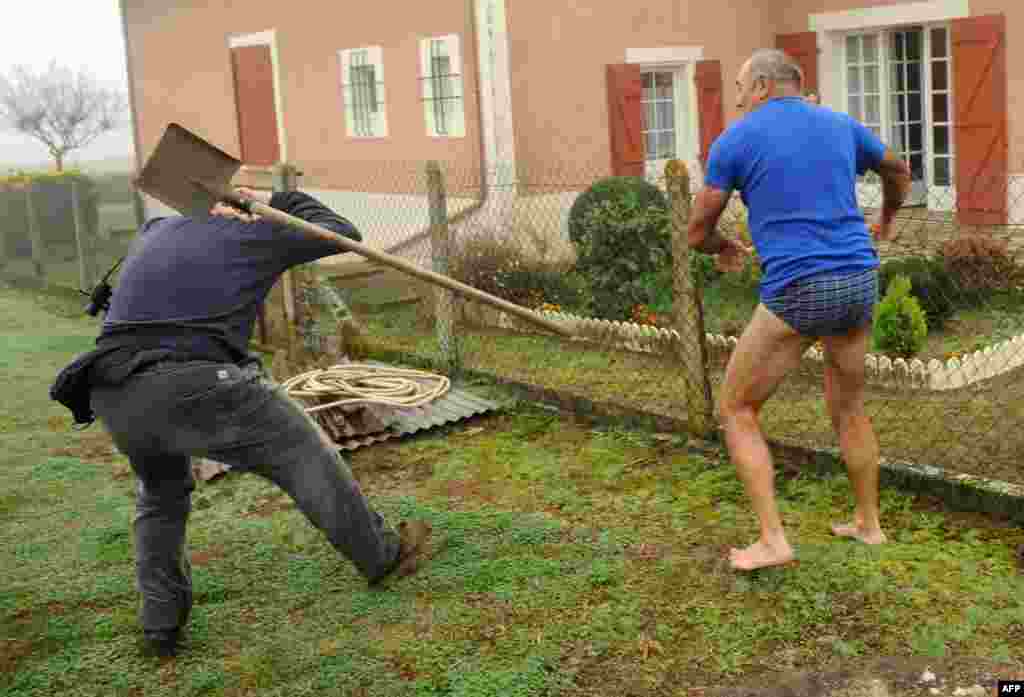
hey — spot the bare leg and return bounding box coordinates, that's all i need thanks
[719,304,810,571]
[821,323,886,545]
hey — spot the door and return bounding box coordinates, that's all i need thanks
[230,44,281,167]
[844,26,954,209]
[640,66,696,182]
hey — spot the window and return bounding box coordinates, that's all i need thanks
[340,46,387,138]
[642,71,676,160]
[420,34,465,138]
[843,25,955,200]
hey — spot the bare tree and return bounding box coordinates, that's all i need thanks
[0,61,127,171]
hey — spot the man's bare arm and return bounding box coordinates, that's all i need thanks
[873,148,912,228]
[687,186,733,254]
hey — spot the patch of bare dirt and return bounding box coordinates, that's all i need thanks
[191,546,226,566]
[51,430,120,463]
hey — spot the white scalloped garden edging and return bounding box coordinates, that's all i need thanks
[463,305,1024,392]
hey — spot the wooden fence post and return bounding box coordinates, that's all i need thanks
[24,183,46,280]
[70,178,94,291]
[665,159,715,438]
[272,163,301,354]
[427,160,462,376]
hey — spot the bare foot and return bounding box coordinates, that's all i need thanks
[729,540,796,571]
[831,522,886,545]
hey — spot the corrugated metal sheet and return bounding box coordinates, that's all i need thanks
[335,387,500,451]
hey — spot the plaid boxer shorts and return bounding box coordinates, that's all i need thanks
[763,268,878,337]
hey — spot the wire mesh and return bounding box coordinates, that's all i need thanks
[291,158,1024,488]
[0,170,141,298]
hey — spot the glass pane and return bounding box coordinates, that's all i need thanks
[892,94,906,122]
[863,35,878,63]
[846,35,860,64]
[848,95,863,120]
[659,131,676,159]
[933,94,948,123]
[655,72,673,99]
[910,153,924,178]
[891,125,905,152]
[931,61,948,91]
[864,65,879,93]
[906,30,922,61]
[892,63,905,92]
[907,63,921,92]
[847,67,861,93]
[931,28,947,58]
[934,125,950,154]
[866,95,880,124]
[908,95,922,122]
[657,101,674,132]
[934,157,951,186]
[644,101,655,131]
[645,133,656,160]
[891,32,905,61]
[909,123,923,152]
[642,72,654,99]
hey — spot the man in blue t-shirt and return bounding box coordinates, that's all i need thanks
[687,49,911,571]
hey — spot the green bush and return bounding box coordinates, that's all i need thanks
[567,176,668,249]
[570,178,671,320]
[872,274,928,358]
[878,256,957,329]
[576,198,672,320]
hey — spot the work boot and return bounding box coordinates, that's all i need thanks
[368,520,433,588]
[142,628,181,658]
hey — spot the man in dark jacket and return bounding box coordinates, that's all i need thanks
[85,186,433,657]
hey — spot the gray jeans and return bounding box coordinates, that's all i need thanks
[90,359,401,635]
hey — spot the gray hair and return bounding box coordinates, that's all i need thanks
[747,49,803,88]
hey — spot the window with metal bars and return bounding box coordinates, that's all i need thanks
[350,50,378,137]
[340,47,385,138]
[421,35,463,137]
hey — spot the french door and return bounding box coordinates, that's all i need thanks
[844,25,955,209]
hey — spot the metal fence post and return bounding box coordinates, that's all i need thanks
[70,178,94,291]
[427,160,462,376]
[24,182,46,281]
[666,159,715,438]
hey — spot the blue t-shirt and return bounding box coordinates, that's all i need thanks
[705,96,887,299]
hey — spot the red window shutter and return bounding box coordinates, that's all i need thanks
[605,64,644,177]
[695,60,725,168]
[230,45,281,167]
[952,14,1008,226]
[776,32,819,95]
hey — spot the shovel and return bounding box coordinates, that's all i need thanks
[134,123,573,338]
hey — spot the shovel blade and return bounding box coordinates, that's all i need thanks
[135,123,242,217]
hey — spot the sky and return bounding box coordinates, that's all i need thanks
[0,0,134,168]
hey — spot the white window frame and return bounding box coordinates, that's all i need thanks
[420,34,466,138]
[339,46,387,139]
[810,0,969,212]
[626,47,703,184]
[840,24,955,210]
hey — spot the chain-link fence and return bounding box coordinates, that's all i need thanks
[266,157,1024,489]
[0,170,143,297]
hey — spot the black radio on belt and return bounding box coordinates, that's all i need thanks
[80,256,126,317]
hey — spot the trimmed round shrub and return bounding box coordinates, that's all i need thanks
[878,256,957,329]
[568,177,671,320]
[873,274,928,358]
[568,176,668,247]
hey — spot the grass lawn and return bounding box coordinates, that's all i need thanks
[4,281,1024,696]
